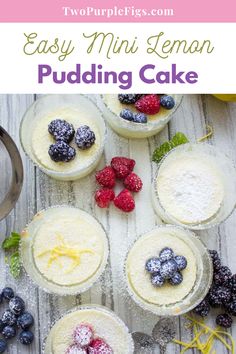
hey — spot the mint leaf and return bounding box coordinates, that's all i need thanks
[171,132,189,147]
[2,232,21,250]
[9,251,21,278]
[152,132,189,163]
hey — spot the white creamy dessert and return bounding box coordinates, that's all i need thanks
[21,207,108,295]
[126,226,213,316]
[44,306,134,354]
[156,145,225,225]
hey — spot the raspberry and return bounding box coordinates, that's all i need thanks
[66,345,87,354]
[135,95,160,115]
[48,119,75,143]
[88,338,113,354]
[73,324,94,347]
[95,166,116,188]
[114,189,135,212]
[118,94,142,104]
[48,141,76,162]
[124,173,143,192]
[193,299,210,317]
[216,314,233,328]
[111,157,135,179]
[95,189,115,208]
[213,266,232,286]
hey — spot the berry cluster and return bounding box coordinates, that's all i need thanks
[48,119,96,162]
[95,157,143,212]
[193,250,236,328]
[66,323,113,354]
[0,287,34,353]
[145,247,187,287]
[118,94,176,124]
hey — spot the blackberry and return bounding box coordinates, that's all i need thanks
[2,325,16,339]
[2,309,17,326]
[118,94,142,104]
[169,272,183,285]
[208,249,221,271]
[159,247,174,262]
[75,125,96,150]
[2,287,14,300]
[48,119,75,143]
[160,259,177,279]
[9,296,25,316]
[151,273,165,287]
[0,339,7,353]
[216,314,233,328]
[160,95,175,110]
[228,274,236,293]
[213,266,232,286]
[226,300,236,316]
[17,312,34,330]
[174,255,187,271]
[208,285,231,307]
[120,109,134,122]
[133,113,147,124]
[145,257,162,274]
[193,299,210,317]
[19,330,34,345]
[48,141,76,162]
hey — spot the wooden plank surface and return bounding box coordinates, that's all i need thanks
[0,94,236,353]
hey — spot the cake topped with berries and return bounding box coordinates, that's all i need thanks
[44,306,134,354]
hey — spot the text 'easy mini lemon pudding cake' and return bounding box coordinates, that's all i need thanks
[44,305,134,354]
[100,94,182,138]
[20,95,106,180]
[21,206,108,295]
[152,143,236,230]
[126,226,212,316]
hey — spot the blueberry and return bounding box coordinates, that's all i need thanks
[145,258,162,274]
[120,109,134,122]
[9,296,25,316]
[48,141,76,162]
[75,125,96,150]
[159,248,174,262]
[0,293,3,304]
[169,272,183,285]
[19,330,34,345]
[118,94,142,104]
[48,119,75,143]
[2,325,16,339]
[151,273,165,287]
[2,310,17,326]
[0,339,7,353]
[174,255,187,271]
[2,287,14,300]
[0,319,5,332]
[160,95,175,110]
[17,312,34,330]
[133,113,147,124]
[160,259,177,279]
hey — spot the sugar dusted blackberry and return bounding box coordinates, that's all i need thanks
[48,141,76,162]
[193,299,210,317]
[174,255,187,271]
[208,285,231,307]
[2,309,17,326]
[48,119,75,143]
[216,314,233,328]
[75,125,96,150]
[118,94,142,104]
[145,257,162,274]
[160,259,177,279]
[226,300,236,316]
[213,266,232,286]
[159,247,174,262]
[169,272,183,285]
[208,249,221,271]
[228,274,236,293]
[151,273,165,287]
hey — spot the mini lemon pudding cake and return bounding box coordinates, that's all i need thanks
[101,94,182,138]
[126,226,212,316]
[21,207,108,295]
[153,143,236,229]
[20,95,106,180]
[44,305,134,354]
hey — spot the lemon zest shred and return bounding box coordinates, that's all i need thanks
[197,125,213,142]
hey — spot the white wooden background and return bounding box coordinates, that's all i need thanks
[0,94,236,354]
